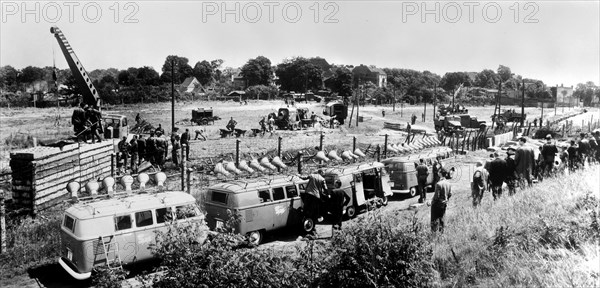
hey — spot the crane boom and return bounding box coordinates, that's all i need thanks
[50,26,100,107]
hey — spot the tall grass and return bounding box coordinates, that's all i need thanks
[432,166,600,287]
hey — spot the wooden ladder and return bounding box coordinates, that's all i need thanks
[100,235,123,271]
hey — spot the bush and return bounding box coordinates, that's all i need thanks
[91,266,127,288]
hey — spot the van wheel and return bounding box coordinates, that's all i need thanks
[346,206,357,219]
[247,230,263,245]
[302,217,315,233]
[409,187,417,198]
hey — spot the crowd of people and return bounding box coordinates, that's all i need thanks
[471,132,600,207]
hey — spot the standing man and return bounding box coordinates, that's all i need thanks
[310,112,317,128]
[155,124,165,136]
[515,137,535,189]
[430,169,452,233]
[382,109,386,117]
[72,103,87,142]
[146,132,157,167]
[86,106,102,143]
[540,134,559,178]
[505,147,518,196]
[117,136,130,173]
[137,134,146,165]
[488,152,507,200]
[172,134,180,166]
[416,159,429,203]
[411,113,417,125]
[567,140,579,171]
[268,115,275,133]
[155,132,166,170]
[129,135,139,174]
[471,161,488,206]
[298,169,328,223]
[432,156,443,189]
[329,180,350,230]
[259,117,267,135]
[181,128,191,160]
[578,133,590,167]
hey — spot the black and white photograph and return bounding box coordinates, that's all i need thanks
[1,1,599,287]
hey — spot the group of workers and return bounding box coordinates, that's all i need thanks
[116,124,193,173]
[71,102,103,143]
[298,169,350,230]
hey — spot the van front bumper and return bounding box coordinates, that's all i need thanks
[391,189,410,194]
[58,257,92,280]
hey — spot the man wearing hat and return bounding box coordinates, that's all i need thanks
[540,134,558,178]
[488,152,507,200]
[515,137,535,188]
[299,169,328,223]
[505,147,517,195]
[471,161,488,206]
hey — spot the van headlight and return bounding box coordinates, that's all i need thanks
[66,247,73,262]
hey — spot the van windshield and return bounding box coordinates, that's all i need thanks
[63,215,75,232]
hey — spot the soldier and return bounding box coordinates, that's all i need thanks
[72,103,87,142]
[172,134,180,166]
[129,135,139,174]
[416,159,429,203]
[226,117,237,132]
[488,152,507,200]
[515,137,535,188]
[505,147,518,195]
[146,132,157,167]
[181,128,191,160]
[137,134,146,164]
[117,136,130,172]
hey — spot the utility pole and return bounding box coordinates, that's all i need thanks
[393,87,396,112]
[498,82,502,114]
[171,59,175,133]
[356,86,360,127]
[433,84,436,121]
[423,96,426,122]
[521,79,525,127]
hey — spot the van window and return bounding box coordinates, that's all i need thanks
[115,215,132,231]
[176,205,198,219]
[156,208,172,224]
[211,191,228,204]
[63,215,75,232]
[273,187,285,201]
[298,184,306,194]
[258,190,271,203]
[135,210,154,227]
[286,185,298,198]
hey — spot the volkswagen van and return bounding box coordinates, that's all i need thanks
[205,177,309,245]
[58,191,204,280]
[382,148,453,197]
[321,162,393,218]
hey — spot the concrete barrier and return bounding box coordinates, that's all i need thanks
[487,131,514,147]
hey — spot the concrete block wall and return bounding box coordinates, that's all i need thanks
[10,141,113,212]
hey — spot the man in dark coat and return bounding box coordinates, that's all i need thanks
[567,140,579,171]
[416,159,429,203]
[72,103,87,142]
[137,134,146,164]
[515,137,535,188]
[578,133,590,167]
[181,128,191,160]
[540,134,558,177]
[129,135,139,173]
[85,106,103,143]
[329,180,350,230]
[505,147,518,195]
[299,170,328,223]
[488,152,507,200]
[146,132,157,166]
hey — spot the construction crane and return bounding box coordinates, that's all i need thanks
[50,26,128,140]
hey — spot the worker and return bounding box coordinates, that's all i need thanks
[117,136,130,172]
[72,103,87,142]
[135,113,141,124]
[430,169,453,233]
[268,115,275,133]
[129,135,139,174]
[137,134,146,164]
[226,117,237,132]
[505,147,517,195]
[146,132,157,167]
[155,124,165,135]
[298,169,328,223]
[488,152,507,200]
[85,106,103,143]
[411,113,417,125]
[329,180,350,230]
[515,137,535,189]
[181,128,191,160]
[471,161,488,206]
[172,134,180,166]
[259,117,267,135]
[415,159,429,204]
[155,132,166,170]
[432,156,443,189]
[194,129,206,141]
[540,134,558,178]
[382,109,386,117]
[310,112,317,127]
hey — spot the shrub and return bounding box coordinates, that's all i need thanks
[91,266,127,288]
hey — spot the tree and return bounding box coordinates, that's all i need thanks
[276,57,323,92]
[474,69,500,88]
[136,66,160,86]
[0,65,19,91]
[573,81,598,106]
[440,72,472,94]
[327,67,353,96]
[497,65,513,82]
[160,55,193,84]
[193,61,214,85]
[19,66,46,84]
[118,68,138,86]
[245,85,279,100]
[241,56,273,86]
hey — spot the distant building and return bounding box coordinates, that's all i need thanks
[179,77,204,94]
[556,85,576,106]
[352,65,387,88]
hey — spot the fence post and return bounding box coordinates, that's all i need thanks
[181,144,186,190]
[297,151,303,174]
[383,134,388,159]
[186,168,192,194]
[111,153,115,177]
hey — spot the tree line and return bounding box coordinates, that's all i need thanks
[1,55,598,107]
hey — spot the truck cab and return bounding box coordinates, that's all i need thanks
[103,114,128,139]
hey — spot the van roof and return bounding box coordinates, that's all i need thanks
[381,148,453,164]
[322,161,384,175]
[65,191,196,220]
[208,176,307,193]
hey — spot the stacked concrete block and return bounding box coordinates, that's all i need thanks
[10,141,113,212]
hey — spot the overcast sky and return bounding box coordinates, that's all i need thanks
[1,0,598,87]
